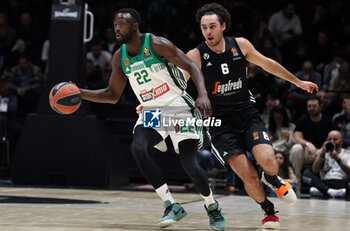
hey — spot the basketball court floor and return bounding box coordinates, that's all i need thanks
[0,183,349,231]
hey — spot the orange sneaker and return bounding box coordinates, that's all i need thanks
[262,172,297,205]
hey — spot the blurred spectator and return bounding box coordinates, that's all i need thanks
[252,18,270,51]
[5,0,21,27]
[286,61,321,120]
[334,96,350,149]
[101,27,119,55]
[287,42,310,74]
[317,90,338,119]
[40,39,49,75]
[338,22,350,61]
[15,12,42,64]
[333,96,350,129]
[268,1,302,63]
[9,38,28,67]
[268,1,302,47]
[311,31,333,73]
[307,2,334,41]
[304,130,350,198]
[247,63,276,112]
[0,12,16,70]
[276,151,297,187]
[0,72,21,161]
[289,95,336,195]
[260,36,283,64]
[322,50,344,91]
[10,55,44,119]
[86,42,112,72]
[268,106,295,154]
[340,123,350,149]
[328,62,350,107]
[86,59,104,90]
[260,93,281,125]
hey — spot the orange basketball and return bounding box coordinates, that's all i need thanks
[49,82,81,114]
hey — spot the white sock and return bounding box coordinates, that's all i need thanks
[155,183,175,204]
[201,189,216,208]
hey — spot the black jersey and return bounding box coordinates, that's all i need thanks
[197,36,255,116]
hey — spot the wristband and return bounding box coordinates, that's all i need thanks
[337,158,341,164]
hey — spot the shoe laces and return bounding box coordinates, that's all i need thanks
[208,207,223,222]
[263,209,279,216]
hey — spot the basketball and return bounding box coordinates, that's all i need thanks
[49,82,82,114]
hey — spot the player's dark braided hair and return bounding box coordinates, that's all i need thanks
[195,3,231,32]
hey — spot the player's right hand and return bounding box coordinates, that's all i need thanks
[195,94,212,118]
[297,80,319,94]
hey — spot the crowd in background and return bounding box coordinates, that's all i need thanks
[0,0,350,198]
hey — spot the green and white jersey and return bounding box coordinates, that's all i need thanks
[120,33,188,106]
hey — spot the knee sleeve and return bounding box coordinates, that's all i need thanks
[130,139,148,160]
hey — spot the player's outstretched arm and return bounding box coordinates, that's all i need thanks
[151,35,212,117]
[237,37,318,94]
[80,50,127,104]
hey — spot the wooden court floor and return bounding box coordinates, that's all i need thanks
[0,185,349,231]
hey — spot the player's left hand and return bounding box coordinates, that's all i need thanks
[195,94,212,118]
[297,80,319,94]
[136,104,143,115]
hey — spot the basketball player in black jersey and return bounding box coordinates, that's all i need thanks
[186,3,318,230]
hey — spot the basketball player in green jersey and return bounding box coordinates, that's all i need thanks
[80,8,226,231]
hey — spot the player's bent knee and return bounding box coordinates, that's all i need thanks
[130,140,148,157]
[261,156,278,175]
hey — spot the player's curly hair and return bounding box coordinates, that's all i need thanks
[195,3,231,32]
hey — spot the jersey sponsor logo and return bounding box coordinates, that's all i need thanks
[211,78,243,95]
[144,47,150,57]
[153,83,170,99]
[231,47,239,57]
[206,62,212,67]
[139,83,170,102]
[203,53,210,60]
[223,151,228,157]
[131,61,146,72]
[124,59,129,66]
[139,89,153,102]
[253,131,259,140]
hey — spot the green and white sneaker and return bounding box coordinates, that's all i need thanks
[205,201,226,230]
[157,200,187,228]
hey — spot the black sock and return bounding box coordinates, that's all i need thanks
[264,173,282,188]
[257,198,276,215]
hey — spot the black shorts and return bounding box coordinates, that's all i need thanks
[210,106,272,163]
